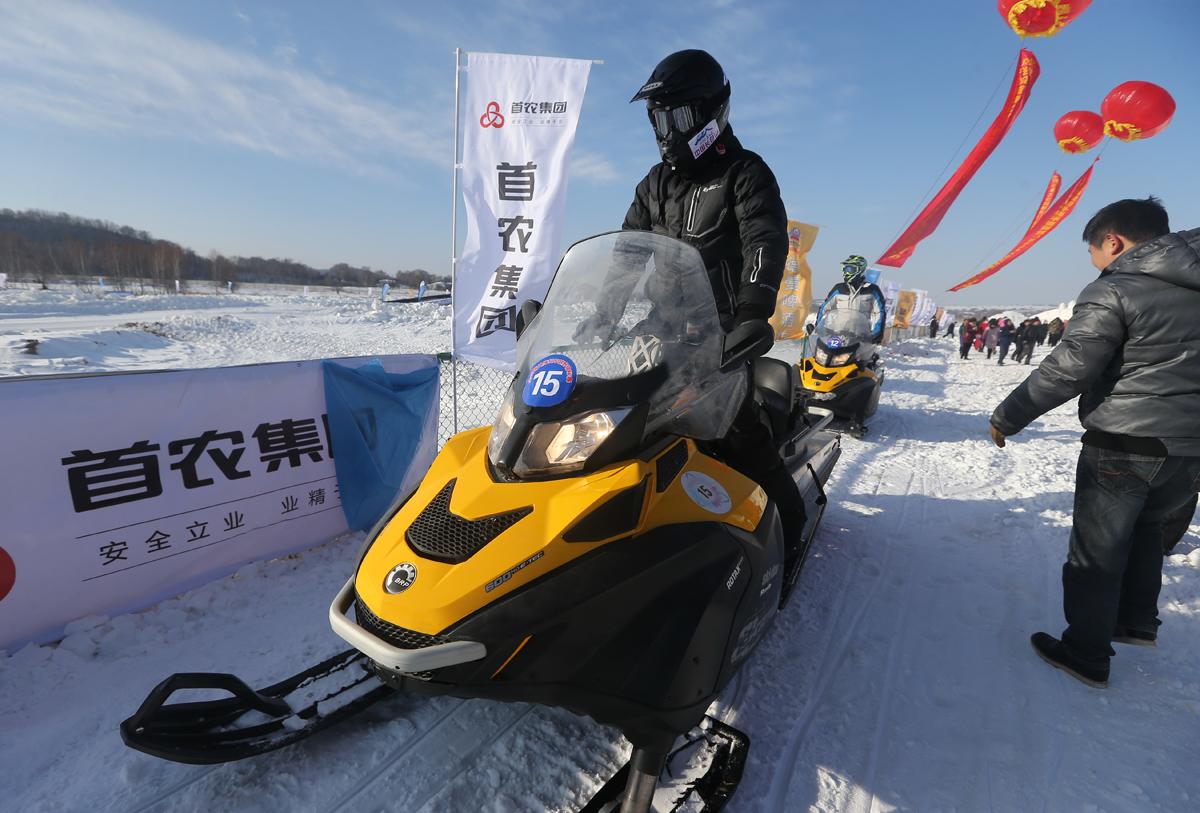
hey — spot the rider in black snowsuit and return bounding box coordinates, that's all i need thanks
[622,49,805,565]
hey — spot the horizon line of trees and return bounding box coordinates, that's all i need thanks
[0,209,447,293]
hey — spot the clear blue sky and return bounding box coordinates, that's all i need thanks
[1,0,1196,305]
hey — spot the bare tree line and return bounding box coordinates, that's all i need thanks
[0,209,445,292]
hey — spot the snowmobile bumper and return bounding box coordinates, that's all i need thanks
[329,577,487,673]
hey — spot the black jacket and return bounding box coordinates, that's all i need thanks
[623,129,788,329]
[992,228,1200,454]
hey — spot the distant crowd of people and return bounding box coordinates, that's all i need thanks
[942,315,1066,365]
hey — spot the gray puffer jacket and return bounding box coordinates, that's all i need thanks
[991,228,1200,453]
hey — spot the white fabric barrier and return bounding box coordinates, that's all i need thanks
[0,354,438,651]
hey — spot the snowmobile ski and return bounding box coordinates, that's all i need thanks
[120,648,392,764]
[580,717,749,813]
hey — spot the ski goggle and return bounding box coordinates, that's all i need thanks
[650,103,701,137]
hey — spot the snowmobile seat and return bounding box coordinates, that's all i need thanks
[753,357,798,439]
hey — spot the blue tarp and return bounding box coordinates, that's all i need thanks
[322,360,439,531]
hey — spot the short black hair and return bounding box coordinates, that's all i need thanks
[1082,197,1169,247]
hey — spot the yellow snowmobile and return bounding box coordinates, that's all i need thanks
[121,232,841,813]
[799,310,884,438]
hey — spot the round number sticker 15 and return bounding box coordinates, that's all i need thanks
[523,354,578,408]
[681,471,732,514]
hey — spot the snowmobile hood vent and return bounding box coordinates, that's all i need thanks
[355,595,448,650]
[405,480,532,564]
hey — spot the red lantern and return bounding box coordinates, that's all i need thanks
[1102,81,1176,141]
[998,0,1090,38]
[1053,110,1105,153]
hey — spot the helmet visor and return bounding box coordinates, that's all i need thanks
[650,103,700,138]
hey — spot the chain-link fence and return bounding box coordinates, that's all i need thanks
[436,353,516,447]
[432,324,944,447]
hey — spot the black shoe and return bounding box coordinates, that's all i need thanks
[1112,626,1157,647]
[1030,632,1108,687]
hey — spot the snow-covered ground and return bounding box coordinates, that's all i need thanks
[0,284,446,376]
[1,288,1198,812]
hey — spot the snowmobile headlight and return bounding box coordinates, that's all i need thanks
[487,389,517,465]
[830,351,854,366]
[514,408,631,477]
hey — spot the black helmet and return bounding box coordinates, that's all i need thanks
[632,49,731,170]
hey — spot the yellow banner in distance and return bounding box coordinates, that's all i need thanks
[893,290,917,328]
[770,221,818,340]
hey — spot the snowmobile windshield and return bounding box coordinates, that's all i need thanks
[813,308,873,368]
[491,231,746,478]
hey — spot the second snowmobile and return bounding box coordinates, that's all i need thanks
[121,232,841,812]
[798,308,884,438]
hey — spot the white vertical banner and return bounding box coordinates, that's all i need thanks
[878,278,901,324]
[911,289,929,327]
[454,51,592,370]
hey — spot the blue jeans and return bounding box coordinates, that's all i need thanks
[1062,446,1200,664]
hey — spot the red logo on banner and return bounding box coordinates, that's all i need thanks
[480,101,505,129]
[0,546,14,603]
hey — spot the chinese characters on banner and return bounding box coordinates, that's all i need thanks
[455,52,592,370]
[0,354,438,651]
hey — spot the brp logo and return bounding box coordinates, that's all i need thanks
[384,562,418,594]
[479,101,505,128]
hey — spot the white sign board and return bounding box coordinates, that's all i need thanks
[0,354,438,651]
[454,51,592,369]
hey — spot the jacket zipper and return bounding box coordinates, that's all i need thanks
[749,246,763,283]
[685,187,701,234]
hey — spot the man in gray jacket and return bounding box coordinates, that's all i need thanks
[989,197,1200,687]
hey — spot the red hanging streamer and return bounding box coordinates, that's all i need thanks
[1025,171,1062,236]
[947,162,1095,292]
[877,49,1040,268]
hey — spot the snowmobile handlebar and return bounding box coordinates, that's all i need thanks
[720,319,774,372]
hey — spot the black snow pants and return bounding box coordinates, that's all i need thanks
[1061,447,1200,666]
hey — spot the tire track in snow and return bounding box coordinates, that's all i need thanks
[326,700,544,813]
[131,695,470,813]
[321,696,470,813]
[127,764,222,813]
[760,466,916,811]
[844,471,932,813]
[407,704,540,812]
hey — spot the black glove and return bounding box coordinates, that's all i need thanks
[734,303,771,327]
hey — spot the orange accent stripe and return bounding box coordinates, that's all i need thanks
[490,635,532,679]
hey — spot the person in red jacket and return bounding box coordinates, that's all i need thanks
[959,318,978,360]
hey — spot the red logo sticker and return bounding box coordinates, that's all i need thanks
[480,101,505,128]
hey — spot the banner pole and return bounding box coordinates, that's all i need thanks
[450,47,463,434]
